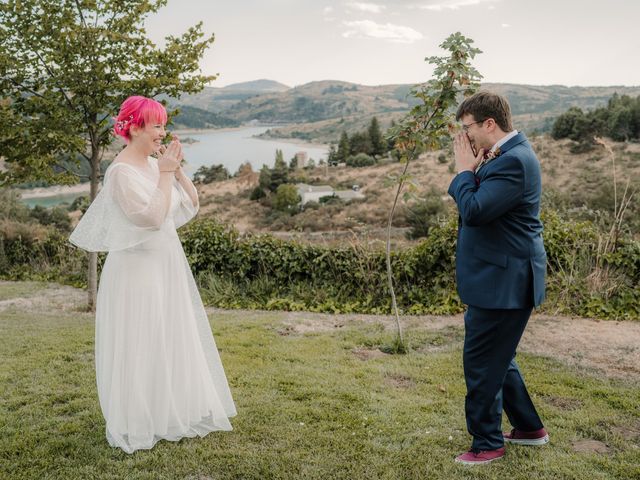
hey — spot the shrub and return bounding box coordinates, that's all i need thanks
[3,210,638,319]
[273,184,301,213]
[345,153,376,168]
[404,190,447,239]
[193,164,230,184]
[250,186,266,201]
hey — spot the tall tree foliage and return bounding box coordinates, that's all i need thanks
[552,93,640,144]
[385,32,482,352]
[0,0,216,309]
[368,116,384,157]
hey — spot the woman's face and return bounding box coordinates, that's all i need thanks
[130,121,166,154]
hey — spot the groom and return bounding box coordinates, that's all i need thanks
[447,91,549,465]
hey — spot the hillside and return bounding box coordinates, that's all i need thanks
[167,79,291,113]
[172,81,640,143]
[194,136,640,245]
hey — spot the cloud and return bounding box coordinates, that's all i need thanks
[420,0,501,11]
[342,20,424,43]
[501,23,511,28]
[347,2,386,13]
[323,6,336,22]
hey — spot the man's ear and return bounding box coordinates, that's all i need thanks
[485,118,496,131]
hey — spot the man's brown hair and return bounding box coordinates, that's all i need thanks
[456,91,514,132]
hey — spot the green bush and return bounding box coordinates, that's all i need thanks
[345,153,376,168]
[2,209,638,319]
[193,164,230,184]
[404,190,447,239]
[273,184,301,212]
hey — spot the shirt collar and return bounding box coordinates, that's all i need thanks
[490,130,518,154]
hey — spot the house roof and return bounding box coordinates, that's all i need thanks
[296,183,334,193]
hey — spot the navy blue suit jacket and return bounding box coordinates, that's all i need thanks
[447,132,546,309]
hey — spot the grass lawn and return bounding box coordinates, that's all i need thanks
[1,282,639,480]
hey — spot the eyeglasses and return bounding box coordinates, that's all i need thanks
[461,120,485,132]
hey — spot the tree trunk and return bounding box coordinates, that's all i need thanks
[87,140,101,312]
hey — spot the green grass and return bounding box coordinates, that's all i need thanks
[0,283,639,479]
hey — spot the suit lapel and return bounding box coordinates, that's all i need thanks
[475,132,528,177]
[498,132,527,155]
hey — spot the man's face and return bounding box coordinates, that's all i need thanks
[461,114,489,153]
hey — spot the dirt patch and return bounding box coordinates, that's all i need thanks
[352,348,390,361]
[611,422,640,442]
[0,283,86,313]
[520,315,640,381]
[278,310,460,335]
[541,395,583,411]
[572,439,611,454]
[384,374,415,389]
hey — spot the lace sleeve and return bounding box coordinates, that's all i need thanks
[69,164,163,252]
[173,178,200,229]
[111,167,169,230]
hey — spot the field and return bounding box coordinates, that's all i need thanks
[1,281,639,480]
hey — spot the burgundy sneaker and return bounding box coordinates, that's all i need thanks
[454,447,505,465]
[504,428,549,446]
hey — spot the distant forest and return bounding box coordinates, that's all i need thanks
[171,105,239,129]
[552,93,640,143]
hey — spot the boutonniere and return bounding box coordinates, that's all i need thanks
[484,146,501,161]
[475,147,501,173]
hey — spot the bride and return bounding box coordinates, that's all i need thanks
[70,95,236,453]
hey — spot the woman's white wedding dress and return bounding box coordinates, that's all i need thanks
[70,158,236,453]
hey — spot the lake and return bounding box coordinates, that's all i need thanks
[180,126,328,176]
[22,192,85,209]
[21,126,329,208]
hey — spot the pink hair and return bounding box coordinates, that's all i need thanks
[113,96,168,143]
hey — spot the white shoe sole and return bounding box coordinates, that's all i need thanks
[455,455,504,465]
[505,434,549,446]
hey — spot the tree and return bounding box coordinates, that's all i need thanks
[327,145,339,166]
[337,131,350,163]
[273,184,300,213]
[193,164,230,184]
[0,0,215,309]
[258,164,272,192]
[384,32,482,353]
[269,149,289,191]
[349,131,372,156]
[235,161,258,189]
[386,119,398,153]
[551,107,585,140]
[368,116,385,157]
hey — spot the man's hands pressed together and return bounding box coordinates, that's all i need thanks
[453,132,485,174]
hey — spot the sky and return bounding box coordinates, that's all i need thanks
[144,0,640,88]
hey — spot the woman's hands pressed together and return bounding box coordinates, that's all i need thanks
[158,139,182,173]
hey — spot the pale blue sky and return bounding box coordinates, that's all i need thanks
[144,0,639,87]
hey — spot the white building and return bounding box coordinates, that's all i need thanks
[296,183,334,205]
[295,183,365,205]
